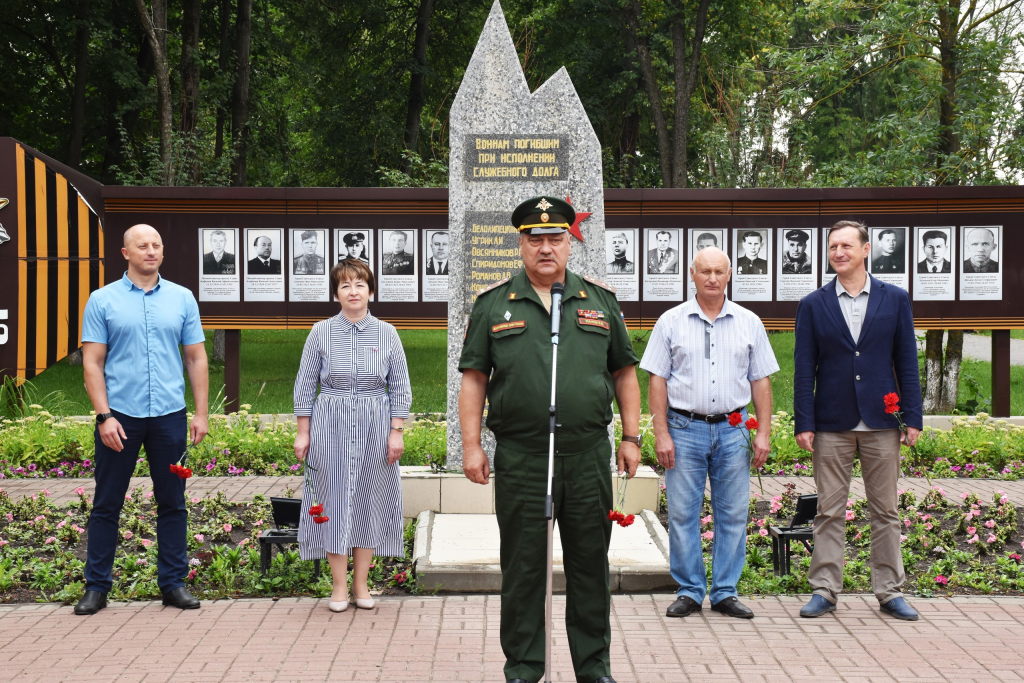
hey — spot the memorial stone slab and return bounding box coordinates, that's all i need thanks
[446,0,607,469]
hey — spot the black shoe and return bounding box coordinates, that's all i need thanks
[161,587,200,609]
[73,590,107,615]
[710,596,754,619]
[506,680,529,683]
[665,595,702,618]
[591,678,618,683]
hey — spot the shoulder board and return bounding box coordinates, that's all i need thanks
[582,274,616,294]
[476,277,510,297]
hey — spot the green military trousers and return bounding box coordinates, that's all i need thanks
[494,441,614,683]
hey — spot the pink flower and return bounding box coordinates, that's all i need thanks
[967,526,977,536]
[987,534,997,544]
[985,520,995,529]
[934,575,948,586]
[854,531,862,541]
[968,534,979,544]
[44,536,55,544]
[759,528,768,537]
[900,535,907,543]
[4,513,11,522]
[904,518,913,527]
[71,524,85,533]
[187,569,197,581]
[144,491,154,499]
[194,534,204,542]
[701,515,713,526]
[702,530,714,541]
[33,515,45,522]
[141,539,154,547]
[925,523,933,530]
[845,510,855,521]
[1000,495,1009,505]
[123,531,133,540]
[0,538,7,547]
[191,497,201,504]
[223,524,232,533]
[238,538,250,547]
[56,520,66,529]
[74,487,85,496]
[125,494,132,501]
[255,519,263,526]
[756,518,767,528]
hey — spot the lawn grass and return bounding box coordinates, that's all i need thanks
[22,329,1023,416]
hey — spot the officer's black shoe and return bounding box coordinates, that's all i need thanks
[73,590,107,615]
[710,596,754,619]
[506,680,530,683]
[665,595,702,618]
[161,586,201,609]
[591,678,618,683]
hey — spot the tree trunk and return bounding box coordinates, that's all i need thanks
[215,0,233,160]
[213,329,226,362]
[134,0,174,185]
[624,0,673,186]
[180,0,202,136]
[669,0,711,189]
[400,0,435,175]
[231,0,253,187]
[939,330,963,413]
[922,329,944,413]
[935,1,960,185]
[67,348,83,366]
[66,0,90,169]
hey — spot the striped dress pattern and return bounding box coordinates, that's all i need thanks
[294,312,412,560]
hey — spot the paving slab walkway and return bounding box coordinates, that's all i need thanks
[4,475,1024,506]
[2,594,1024,682]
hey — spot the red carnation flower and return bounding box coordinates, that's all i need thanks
[313,515,329,524]
[181,467,193,479]
[728,412,743,427]
[619,514,635,528]
[309,504,324,516]
[885,404,899,414]
[170,464,181,476]
[745,417,759,431]
[884,392,900,407]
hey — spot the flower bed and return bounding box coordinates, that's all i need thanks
[1,483,1021,604]
[0,485,417,604]
[3,406,1024,480]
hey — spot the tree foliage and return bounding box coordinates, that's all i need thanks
[2,0,1022,189]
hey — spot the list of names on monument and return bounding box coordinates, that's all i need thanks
[464,134,572,182]
[466,211,522,298]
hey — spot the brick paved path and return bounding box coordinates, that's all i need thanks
[2,594,1023,682]
[4,475,1024,506]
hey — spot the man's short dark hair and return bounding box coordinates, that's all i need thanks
[830,220,869,245]
[300,230,318,242]
[655,230,671,241]
[391,230,409,242]
[741,231,763,243]
[696,232,718,246]
[330,259,375,298]
[210,230,226,239]
[253,235,272,247]
[922,230,947,245]
[878,229,897,240]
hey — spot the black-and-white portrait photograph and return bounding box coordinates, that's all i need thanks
[645,229,679,275]
[292,229,326,276]
[202,228,237,275]
[917,228,952,274]
[198,228,240,302]
[381,229,415,276]
[425,230,450,275]
[780,229,813,275]
[962,226,1000,273]
[735,229,768,275]
[337,230,370,266]
[246,230,282,275]
[870,227,907,274]
[607,231,635,274]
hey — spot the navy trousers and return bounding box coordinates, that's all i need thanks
[84,408,188,594]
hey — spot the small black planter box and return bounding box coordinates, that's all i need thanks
[258,497,321,576]
[768,494,817,576]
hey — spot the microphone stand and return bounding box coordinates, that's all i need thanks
[543,280,564,683]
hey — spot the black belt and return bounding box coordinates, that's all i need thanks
[669,407,744,423]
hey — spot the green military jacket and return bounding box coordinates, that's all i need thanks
[459,268,638,456]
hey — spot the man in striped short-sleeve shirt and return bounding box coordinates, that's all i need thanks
[640,246,779,619]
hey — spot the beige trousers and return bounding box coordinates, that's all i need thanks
[809,429,904,604]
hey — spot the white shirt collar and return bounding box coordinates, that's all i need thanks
[685,297,734,324]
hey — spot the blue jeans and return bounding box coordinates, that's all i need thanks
[84,409,188,594]
[665,409,750,605]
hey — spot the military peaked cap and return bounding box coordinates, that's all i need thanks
[785,230,809,243]
[511,196,576,234]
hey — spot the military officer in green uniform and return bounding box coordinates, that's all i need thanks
[293,230,326,275]
[458,196,642,683]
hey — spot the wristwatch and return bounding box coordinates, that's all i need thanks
[621,434,643,448]
[96,412,113,424]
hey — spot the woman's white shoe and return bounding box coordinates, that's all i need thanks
[328,598,349,612]
[354,596,375,610]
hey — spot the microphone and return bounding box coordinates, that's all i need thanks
[549,282,564,342]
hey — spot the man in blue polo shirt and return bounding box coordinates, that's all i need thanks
[74,224,210,615]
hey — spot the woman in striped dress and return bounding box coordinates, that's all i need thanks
[293,259,412,612]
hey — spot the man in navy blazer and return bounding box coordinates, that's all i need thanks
[794,220,923,622]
